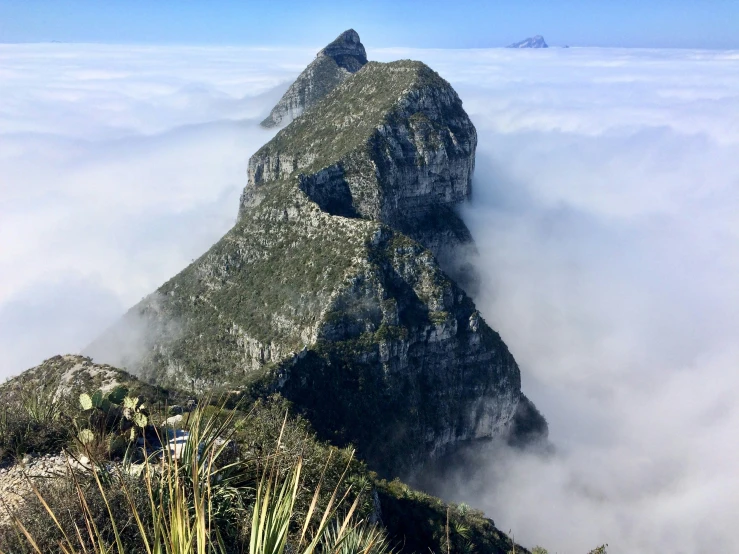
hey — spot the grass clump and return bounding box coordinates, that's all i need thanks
[0,371,70,462]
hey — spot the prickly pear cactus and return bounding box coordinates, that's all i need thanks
[77,386,150,456]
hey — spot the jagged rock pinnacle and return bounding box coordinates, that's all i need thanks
[260,29,368,128]
[317,29,368,70]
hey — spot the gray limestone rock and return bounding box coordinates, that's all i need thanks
[260,29,367,128]
[88,58,547,477]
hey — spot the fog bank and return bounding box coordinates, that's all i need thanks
[1,43,737,553]
[389,47,739,553]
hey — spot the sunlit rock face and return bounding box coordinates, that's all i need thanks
[260,29,368,128]
[89,57,547,477]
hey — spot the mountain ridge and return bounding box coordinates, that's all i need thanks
[87,57,547,477]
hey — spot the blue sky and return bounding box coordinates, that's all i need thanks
[1,0,737,48]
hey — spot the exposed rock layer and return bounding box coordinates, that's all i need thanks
[260,29,368,128]
[249,60,479,288]
[88,59,547,476]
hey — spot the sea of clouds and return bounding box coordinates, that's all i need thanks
[1,43,737,553]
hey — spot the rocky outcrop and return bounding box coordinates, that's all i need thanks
[0,354,163,402]
[0,453,74,526]
[260,29,367,128]
[507,35,548,48]
[249,60,479,289]
[88,58,547,477]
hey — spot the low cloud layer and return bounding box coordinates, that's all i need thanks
[1,43,738,553]
[386,47,739,553]
[0,44,315,374]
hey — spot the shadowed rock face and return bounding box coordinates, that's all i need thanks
[260,29,368,128]
[88,58,547,477]
[318,29,368,71]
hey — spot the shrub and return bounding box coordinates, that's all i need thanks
[0,374,70,462]
[0,468,151,553]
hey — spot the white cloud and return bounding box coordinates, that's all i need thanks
[1,43,738,553]
[387,47,739,553]
[0,44,312,374]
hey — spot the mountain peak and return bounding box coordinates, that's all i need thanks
[260,29,368,128]
[507,35,549,48]
[318,29,368,70]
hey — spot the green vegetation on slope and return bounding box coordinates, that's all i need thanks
[256,61,456,178]
[0,375,531,554]
[129,179,378,386]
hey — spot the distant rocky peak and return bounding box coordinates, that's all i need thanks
[260,29,368,128]
[507,35,549,48]
[318,29,368,71]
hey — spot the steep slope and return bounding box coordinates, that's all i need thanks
[260,29,368,128]
[88,60,546,476]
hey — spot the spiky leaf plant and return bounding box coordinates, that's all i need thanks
[320,521,393,554]
[1,401,376,554]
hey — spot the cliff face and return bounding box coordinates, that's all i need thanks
[88,59,546,476]
[260,29,367,128]
[249,61,478,287]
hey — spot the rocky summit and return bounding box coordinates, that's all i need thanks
[507,35,549,48]
[88,55,547,477]
[260,29,368,128]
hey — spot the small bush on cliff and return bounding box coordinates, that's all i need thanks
[376,478,517,554]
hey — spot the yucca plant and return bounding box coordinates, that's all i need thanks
[248,410,363,554]
[0,375,69,462]
[1,403,383,554]
[19,375,64,427]
[320,520,393,554]
[138,402,247,553]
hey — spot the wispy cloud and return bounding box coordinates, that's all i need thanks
[1,43,737,553]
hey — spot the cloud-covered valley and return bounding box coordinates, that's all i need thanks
[1,43,738,553]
